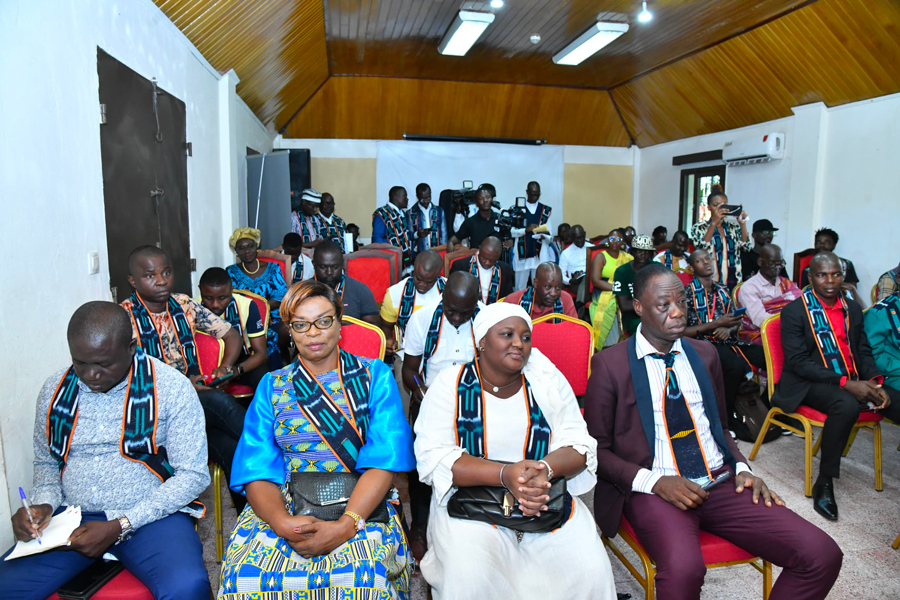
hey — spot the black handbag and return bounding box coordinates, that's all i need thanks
[447,473,570,533]
[290,471,390,523]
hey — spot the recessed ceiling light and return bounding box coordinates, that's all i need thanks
[553,21,629,66]
[638,2,653,23]
[438,10,496,56]
[490,0,504,8]
[530,33,541,44]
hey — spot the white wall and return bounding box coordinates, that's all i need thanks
[0,0,271,547]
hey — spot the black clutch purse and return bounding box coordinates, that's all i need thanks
[289,471,390,523]
[447,475,570,533]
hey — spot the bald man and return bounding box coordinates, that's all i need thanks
[775,251,900,521]
[504,262,577,319]
[738,244,801,336]
[401,271,482,560]
[449,236,514,304]
[381,251,446,355]
[0,302,210,598]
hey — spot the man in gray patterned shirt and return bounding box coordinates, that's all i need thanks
[0,302,210,599]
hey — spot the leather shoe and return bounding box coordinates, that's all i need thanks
[409,523,428,563]
[812,481,838,521]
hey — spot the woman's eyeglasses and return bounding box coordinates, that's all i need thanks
[608,236,622,242]
[288,316,336,333]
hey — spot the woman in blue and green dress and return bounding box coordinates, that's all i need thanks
[219,280,416,599]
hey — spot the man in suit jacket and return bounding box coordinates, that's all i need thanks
[774,251,900,521]
[585,264,841,600]
[449,236,514,304]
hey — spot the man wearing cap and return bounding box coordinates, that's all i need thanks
[613,234,657,337]
[373,186,414,275]
[741,219,786,281]
[291,188,323,246]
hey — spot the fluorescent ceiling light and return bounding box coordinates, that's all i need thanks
[490,0,504,8]
[552,21,629,66]
[438,10,495,56]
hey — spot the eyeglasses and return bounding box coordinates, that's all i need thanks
[288,316,336,333]
[608,236,622,242]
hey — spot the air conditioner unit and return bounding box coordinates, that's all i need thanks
[722,133,784,166]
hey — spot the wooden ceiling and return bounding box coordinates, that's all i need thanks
[154,0,900,147]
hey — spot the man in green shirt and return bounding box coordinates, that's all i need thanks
[613,234,657,336]
[864,290,900,391]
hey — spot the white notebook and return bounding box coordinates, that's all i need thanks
[5,506,82,560]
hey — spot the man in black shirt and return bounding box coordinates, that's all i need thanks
[741,219,787,281]
[447,187,499,252]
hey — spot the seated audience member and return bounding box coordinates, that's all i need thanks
[414,303,617,599]
[800,229,862,304]
[653,230,692,274]
[447,186,500,252]
[738,244,801,341]
[281,232,315,283]
[198,267,270,389]
[346,223,363,251]
[449,236,513,304]
[219,281,415,599]
[314,192,348,246]
[775,252,900,521]
[622,226,636,253]
[873,260,899,302]
[402,272,481,560]
[613,234,656,338]
[509,181,553,290]
[559,224,593,292]
[865,290,900,390]
[0,302,210,599]
[380,250,446,358]
[504,262,577,319]
[690,190,751,289]
[740,219,787,281]
[550,222,571,263]
[227,228,289,369]
[652,225,668,248]
[684,249,768,433]
[585,264,843,600]
[409,183,447,252]
[291,188,323,246]
[313,240,379,325]
[590,229,633,349]
[373,186,414,275]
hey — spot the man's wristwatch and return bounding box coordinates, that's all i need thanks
[116,515,133,542]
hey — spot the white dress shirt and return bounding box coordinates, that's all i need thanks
[382,276,444,359]
[404,299,480,386]
[510,201,553,272]
[475,259,495,303]
[630,326,751,494]
[559,242,593,285]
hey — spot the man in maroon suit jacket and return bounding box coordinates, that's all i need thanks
[584,264,841,600]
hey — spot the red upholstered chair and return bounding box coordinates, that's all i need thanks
[444,248,477,276]
[676,272,694,286]
[47,567,154,600]
[225,290,270,400]
[732,282,744,308]
[339,316,386,360]
[792,248,816,284]
[532,314,594,396]
[602,515,772,600]
[257,255,290,284]
[359,243,403,280]
[749,314,884,496]
[345,250,396,304]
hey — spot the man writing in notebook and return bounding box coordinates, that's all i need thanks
[1,302,210,599]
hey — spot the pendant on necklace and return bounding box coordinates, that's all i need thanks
[492,386,499,393]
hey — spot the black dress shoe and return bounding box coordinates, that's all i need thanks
[812,481,838,521]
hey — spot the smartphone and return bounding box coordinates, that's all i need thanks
[720,204,743,216]
[56,560,124,600]
[701,471,733,491]
[202,372,237,387]
[731,307,748,317]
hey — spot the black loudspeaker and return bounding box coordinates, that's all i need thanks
[288,149,311,212]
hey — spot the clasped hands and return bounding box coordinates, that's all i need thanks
[843,379,891,410]
[501,460,552,517]
[276,514,357,559]
[650,472,784,512]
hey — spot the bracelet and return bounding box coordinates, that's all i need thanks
[499,464,508,490]
[342,510,364,531]
[538,460,554,480]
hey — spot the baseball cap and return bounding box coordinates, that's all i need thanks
[752,219,778,233]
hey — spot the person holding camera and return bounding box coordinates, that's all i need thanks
[509,181,553,290]
[689,189,751,290]
[447,187,500,252]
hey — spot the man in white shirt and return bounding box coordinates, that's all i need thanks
[280,233,315,283]
[509,181,553,290]
[584,264,841,600]
[448,236,514,304]
[559,224,593,291]
[401,271,481,561]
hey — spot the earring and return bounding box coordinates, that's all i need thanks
[289,339,295,350]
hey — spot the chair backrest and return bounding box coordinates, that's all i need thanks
[585,245,608,299]
[345,250,396,303]
[445,248,477,275]
[339,316,386,360]
[676,272,694,286]
[531,314,595,396]
[792,248,816,283]
[431,244,449,275]
[760,314,783,398]
[234,289,271,333]
[360,243,403,279]
[732,281,744,308]
[194,331,224,376]
[257,255,289,284]
[871,283,878,305]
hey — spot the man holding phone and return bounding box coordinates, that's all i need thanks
[683,249,768,436]
[409,183,447,252]
[689,189,751,290]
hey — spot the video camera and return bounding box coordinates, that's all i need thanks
[497,196,528,231]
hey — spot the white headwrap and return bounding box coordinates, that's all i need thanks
[472,302,532,346]
[301,189,322,204]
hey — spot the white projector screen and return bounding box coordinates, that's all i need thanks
[376,140,565,224]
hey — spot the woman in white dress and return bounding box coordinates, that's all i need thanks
[413,303,616,600]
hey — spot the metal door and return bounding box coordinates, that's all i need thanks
[98,48,191,300]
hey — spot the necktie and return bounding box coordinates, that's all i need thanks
[649,352,711,480]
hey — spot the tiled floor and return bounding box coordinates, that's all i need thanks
[199,423,900,599]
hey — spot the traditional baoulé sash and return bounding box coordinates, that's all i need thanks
[127,292,200,377]
[47,348,204,517]
[374,205,412,257]
[871,294,900,345]
[422,301,478,381]
[397,276,445,331]
[293,258,304,282]
[224,298,243,340]
[516,203,552,260]
[411,205,442,247]
[469,256,501,304]
[294,212,318,243]
[710,225,736,285]
[315,274,345,302]
[518,286,563,323]
[317,214,347,245]
[801,287,858,377]
[688,278,731,332]
[290,350,372,470]
[454,359,550,460]
[664,249,673,270]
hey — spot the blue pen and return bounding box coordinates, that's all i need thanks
[18,487,41,544]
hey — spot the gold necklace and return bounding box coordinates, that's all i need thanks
[242,259,261,275]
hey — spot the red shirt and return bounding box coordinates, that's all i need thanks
[503,288,578,319]
[820,295,883,386]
